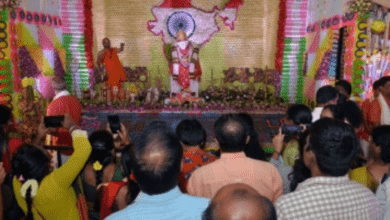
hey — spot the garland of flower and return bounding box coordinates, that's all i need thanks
[275,0,287,73]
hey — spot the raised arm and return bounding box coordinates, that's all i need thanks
[115,43,125,54]
[51,115,92,188]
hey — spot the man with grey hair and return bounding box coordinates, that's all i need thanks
[47,76,82,161]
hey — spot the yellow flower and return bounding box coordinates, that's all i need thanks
[93,161,103,171]
[372,19,386,34]
[22,77,29,88]
[28,77,36,86]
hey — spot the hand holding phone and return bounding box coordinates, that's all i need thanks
[281,124,304,136]
[107,115,121,134]
[44,116,65,128]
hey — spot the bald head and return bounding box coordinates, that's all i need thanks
[50,76,67,92]
[215,114,248,152]
[203,184,276,220]
[102,37,111,49]
[131,121,183,195]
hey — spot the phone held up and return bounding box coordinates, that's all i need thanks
[282,124,310,136]
[44,116,65,128]
[107,115,121,134]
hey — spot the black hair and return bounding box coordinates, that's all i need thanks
[287,104,312,125]
[176,119,206,148]
[88,130,115,186]
[316,86,338,105]
[309,118,359,176]
[380,76,390,85]
[290,130,311,192]
[323,104,344,121]
[335,80,352,96]
[372,126,390,164]
[341,101,363,128]
[214,114,247,152]
[202,203,215,220]
[373,80,382,90]
[131,121,183,195]
[12,144,51,220]
[237,113,265,161]
[0,104,12,139]
[120,144,140,206]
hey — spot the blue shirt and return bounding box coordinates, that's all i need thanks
[105,186,209,220]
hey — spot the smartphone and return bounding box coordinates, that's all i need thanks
[282,124,303,136]
[44,116,64,128]
[108,115,121,134]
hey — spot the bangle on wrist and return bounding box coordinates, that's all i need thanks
[69,126,80,134]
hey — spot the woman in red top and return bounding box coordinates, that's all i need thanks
[0,105,23,174]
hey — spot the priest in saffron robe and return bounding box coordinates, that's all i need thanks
[171,30,202,97]
[97,38,127,90]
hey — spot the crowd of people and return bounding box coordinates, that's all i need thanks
[0,76,390,220]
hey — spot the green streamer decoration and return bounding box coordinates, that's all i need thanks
[296,38,306,104]
[281,38,292,102]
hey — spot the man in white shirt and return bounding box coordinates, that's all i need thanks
[312,86,338,122]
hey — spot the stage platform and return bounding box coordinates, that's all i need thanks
[80,107,285,144]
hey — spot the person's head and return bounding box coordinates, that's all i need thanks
[373,80,382,98]
[0,104,13,138]
[335,80,352,99]
[102,37,111,49]
[341,101,363,129]
[371,126,390,163]
[12,144,51,220]
[304,118,359,177]
[176,30,187,41]
[88,130,115,185]
[50,76,67,93]
[321,104,344,121]
[214,114,248,153]
[202,183,276,220]
[237,113,265,161]
[120,144,141,207]
[285,104,312,126]
[316,86,339,106]
[176,119,206,149]
[379,76,390,98]
[290,129,312,192]
[131,121,182,195]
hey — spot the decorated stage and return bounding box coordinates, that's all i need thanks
[80,106,285,144]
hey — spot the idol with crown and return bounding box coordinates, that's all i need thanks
[147,0,243,99]
[171,30,202,97]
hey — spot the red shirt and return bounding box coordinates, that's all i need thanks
[179,148,216,193]
[47,94,82,155]
[3,137,23,174]
[368,96,390,124]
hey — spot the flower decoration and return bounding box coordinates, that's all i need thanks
[93,161,103,171]
[22,77,35,88]
[18,47,40,78]
[372,19,386,34]
[20,179,39,198]
[348,0,372,17]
